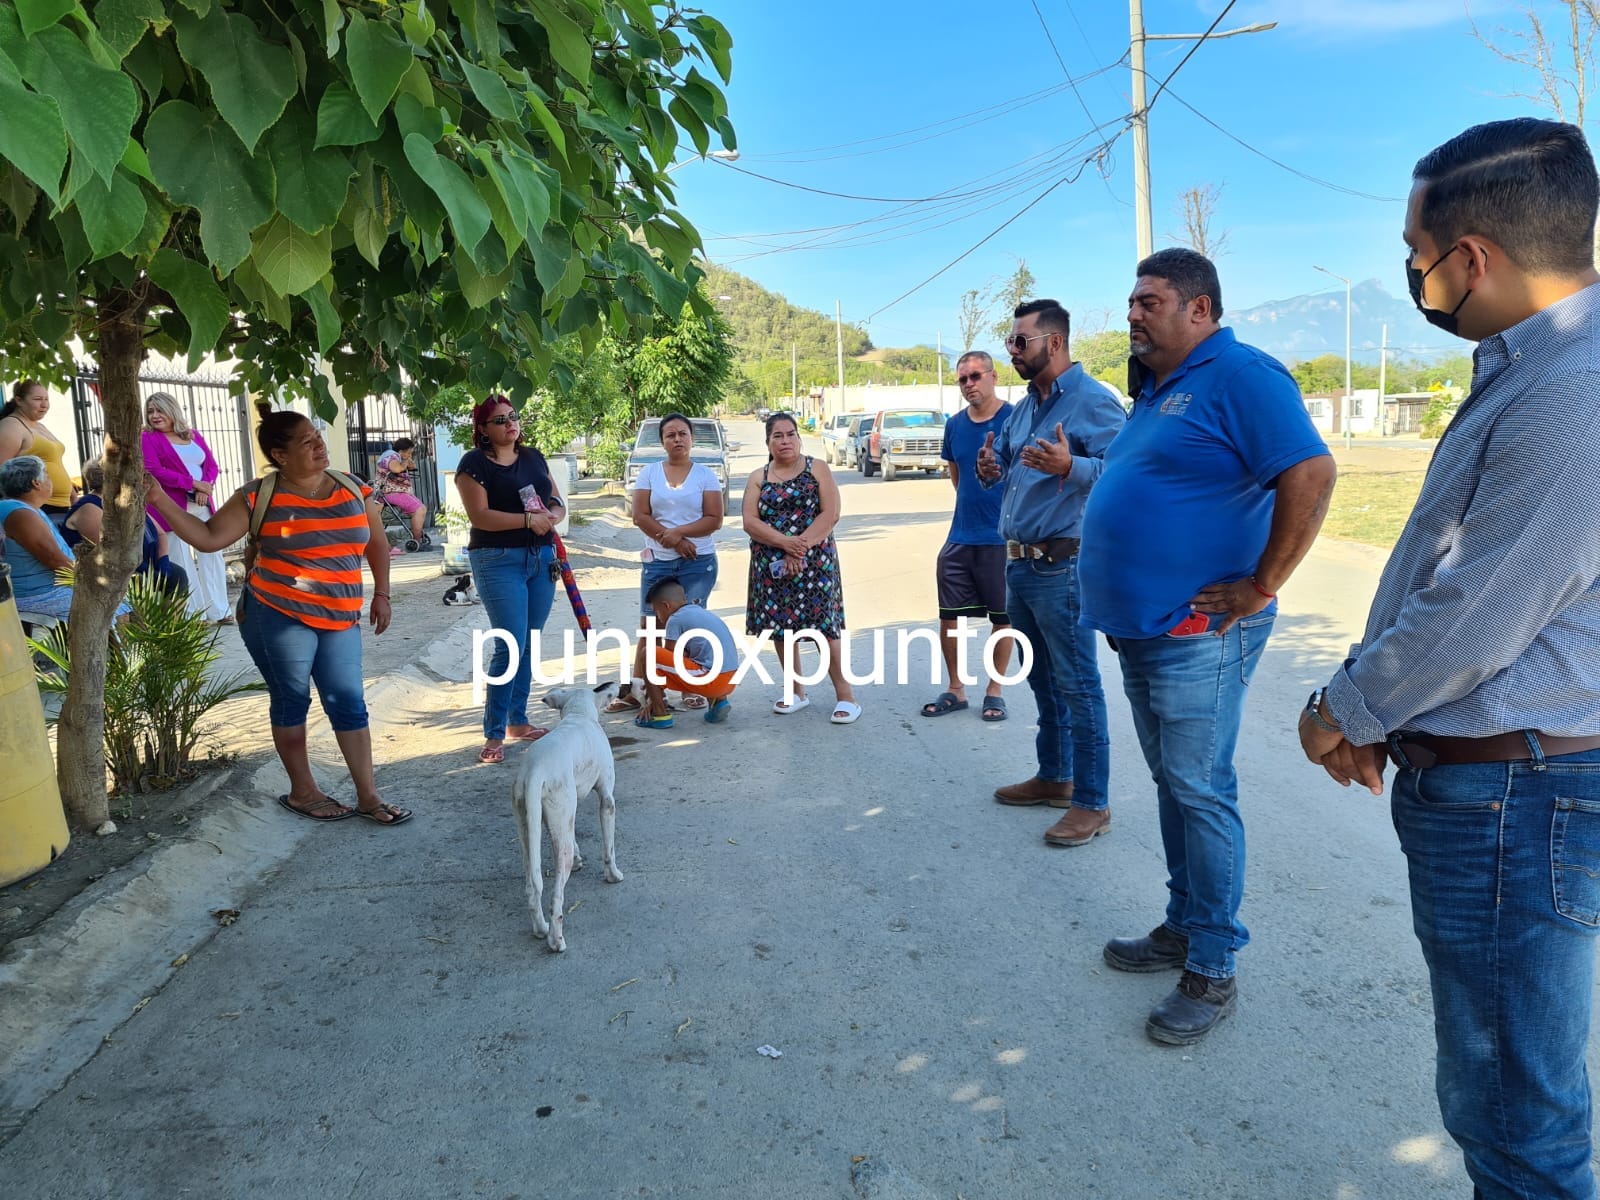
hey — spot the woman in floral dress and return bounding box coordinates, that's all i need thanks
[742,412,862,724]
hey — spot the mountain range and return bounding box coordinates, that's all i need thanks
[1224,279,1458,365]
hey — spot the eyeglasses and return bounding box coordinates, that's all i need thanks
[956,371,991,385]
[1003,332,1055,352]
[486,415,521,427]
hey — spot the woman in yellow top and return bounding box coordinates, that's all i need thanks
[0,379,75,525]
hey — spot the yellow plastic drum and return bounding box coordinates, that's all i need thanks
[0,562,69,886]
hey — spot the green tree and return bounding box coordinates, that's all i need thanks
[957,286,993,355]
[0,0,734,828]
[1074,329,1131,391]
[990,258,1037,345]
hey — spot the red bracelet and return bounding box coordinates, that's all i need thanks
[1248,576,1276,599]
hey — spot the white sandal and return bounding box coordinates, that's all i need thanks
[830,701,863,725]
[773,695,811,715]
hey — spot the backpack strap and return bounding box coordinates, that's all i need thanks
[325,469,365,503]
[246,473,279,542]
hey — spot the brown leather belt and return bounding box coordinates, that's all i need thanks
[1386,730,1600,770]
[1005,537,1080,563]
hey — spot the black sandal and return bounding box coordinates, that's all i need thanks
[921,692,969,718]
[981,696,1008,722]
[355,802,412,826]
[278,794,354,822]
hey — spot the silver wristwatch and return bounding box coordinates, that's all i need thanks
[1304,688,1340,734]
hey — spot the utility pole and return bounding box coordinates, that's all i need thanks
[936,332,944,412]
[1377,323,1389,437]
[1130,6,1276,264]
[1314,265,1353,450]
[790,342,798,414]
[835,301,847,415]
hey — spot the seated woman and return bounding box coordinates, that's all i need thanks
[0,455,128,621]
[64,459,189,596]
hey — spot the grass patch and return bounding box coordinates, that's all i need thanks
[1322,463,1427,548]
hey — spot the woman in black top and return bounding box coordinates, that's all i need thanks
[454,394,567,763]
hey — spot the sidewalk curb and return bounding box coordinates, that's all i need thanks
[0,603,484,1139]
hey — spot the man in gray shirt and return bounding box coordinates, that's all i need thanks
[1300,118,1600,1198]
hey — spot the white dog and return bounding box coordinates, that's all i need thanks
[510,683,623,952]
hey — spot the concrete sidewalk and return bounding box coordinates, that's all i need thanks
[0,438,1560,1197]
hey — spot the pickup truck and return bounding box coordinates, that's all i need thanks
[820,413,855,465]
[862,409,947,480]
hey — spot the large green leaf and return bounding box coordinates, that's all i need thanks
[344,11,413,122]
[539,4,592,85]
[75,166,146,259]
[500,150,551,238]
[447,0,495,58]
[685,14,733,84]
[350,193,387,268]
[266,107,352,233]
[93,0,169,59]
[20,26,139,186]
[522,88,567,162]
[171,6,296,153]
[462,61,517,120]
[318,0,344,56]
[299,281,340,354]
[402,133,489,257]
[15,0,73,37]
[148,248,231,368]
[0,71,66,203]
[250,212,332,296]
[456,250,513,308]
[314,82,380,147]
[144,100,273,272]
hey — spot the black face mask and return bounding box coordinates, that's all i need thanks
[1406,245,1471,336]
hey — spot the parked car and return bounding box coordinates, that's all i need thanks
[851,414,876,471]
[624,417,730,499]
[863,409,946,480]
[820,413,856,464]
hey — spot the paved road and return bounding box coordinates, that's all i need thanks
[0,419,1533,1197]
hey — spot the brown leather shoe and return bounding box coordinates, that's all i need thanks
[993,777,1075,807]
[1043,806,1111,847]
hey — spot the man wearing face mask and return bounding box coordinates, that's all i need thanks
[1300,118,1600,1198]
[1079,248,1335,1046]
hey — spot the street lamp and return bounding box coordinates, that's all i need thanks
[1313,264,1353,450]
[665,148,739,174]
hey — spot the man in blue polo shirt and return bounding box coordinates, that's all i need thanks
[1080,248,1335,1046]
[921,350,1014,723]
[976,299,1126,847]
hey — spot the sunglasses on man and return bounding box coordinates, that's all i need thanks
[1003,332,1055,352]
[957,370,991,385]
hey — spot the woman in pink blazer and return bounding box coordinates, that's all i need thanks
[141,391,232,622]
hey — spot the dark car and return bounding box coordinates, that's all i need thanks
[624,418,730,499]
[852,414,877,472]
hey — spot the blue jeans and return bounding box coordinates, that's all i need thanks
[1004,557,1109,808]
[470,543,557,741]
[1391,746,1600,1199]
[238,592,368,731]
[1114,610,1273,979]
[640,553,718,614]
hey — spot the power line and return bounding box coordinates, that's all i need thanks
[864,130,1128,321]
[1164,88,1405,203]
[714,160,1052,205]
[1145,0,1237,114]
[1031,0,1099,131]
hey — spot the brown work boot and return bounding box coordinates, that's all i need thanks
[993,777,1074,807]
[1043,805,1111,847]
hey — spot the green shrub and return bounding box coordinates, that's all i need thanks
[587,438,627,480]
[1419,393,1458,439]
[30,574,265,793]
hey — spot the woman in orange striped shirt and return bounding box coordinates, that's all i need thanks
[147,404,410,826]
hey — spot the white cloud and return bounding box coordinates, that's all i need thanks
[1203,0,1515,36]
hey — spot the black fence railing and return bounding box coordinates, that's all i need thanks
[345,393,439,520]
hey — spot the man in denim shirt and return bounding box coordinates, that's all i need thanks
[1080,249,1335,1046]
[1301,119,1600,1198]
[976,299,1126,847]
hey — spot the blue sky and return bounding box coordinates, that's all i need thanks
[666,0,1558,356]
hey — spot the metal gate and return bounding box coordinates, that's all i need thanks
[345,394,439,518]
[71,366,255,504]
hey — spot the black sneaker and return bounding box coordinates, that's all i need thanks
[1103,924,1188,973]
[1146,970,1237,1045]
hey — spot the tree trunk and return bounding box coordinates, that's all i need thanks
[56,294,148,830]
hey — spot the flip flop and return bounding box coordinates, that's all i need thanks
[773,696,811,715]
[705,698,732,724]
[278,793,354,822]
[478,744,505,764]
[635,711,675,729]
[507,725,549,741]
[831,701,863,725]
[679,694,709,710]
[604,693,643,713]
[355,802,412,826]
[921,692,969,718]
[981,696,1008,722]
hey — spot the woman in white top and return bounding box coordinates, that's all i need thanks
[141,391,233,623]
[606,412,725,713]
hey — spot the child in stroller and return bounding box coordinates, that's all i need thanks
[375,438,432,553]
